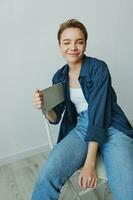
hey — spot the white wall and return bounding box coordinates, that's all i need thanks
[0,0,133,164]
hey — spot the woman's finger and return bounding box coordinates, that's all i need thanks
[35,101,42,105]
[86,176,92,188]
[82,176,88,190]
[35,92,43,98]
[93,177,98,188]
[36,104,42,109]
[34,97,43,102]
[89,177,95,188]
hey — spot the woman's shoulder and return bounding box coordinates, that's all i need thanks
[86,56,108,70]
[85,55,110,75]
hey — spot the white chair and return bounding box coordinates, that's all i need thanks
[41,83,112,200]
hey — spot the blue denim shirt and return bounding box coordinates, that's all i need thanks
[49,55,133,145]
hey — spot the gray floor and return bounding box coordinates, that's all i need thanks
[0,151,113,200]
[0,152,48,200]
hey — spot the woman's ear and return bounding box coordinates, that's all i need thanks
[84,42,87,52]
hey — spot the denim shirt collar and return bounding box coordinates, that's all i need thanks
[61,54,90,81]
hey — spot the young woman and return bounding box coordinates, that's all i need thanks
[32,19,133,200]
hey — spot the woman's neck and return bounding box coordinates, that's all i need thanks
[68,61,82,73]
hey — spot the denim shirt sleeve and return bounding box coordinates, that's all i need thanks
[48,70,65,125]
[85,61,112,145]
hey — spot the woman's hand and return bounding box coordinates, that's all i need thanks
[78,166,98,190]
[33,89,43,109]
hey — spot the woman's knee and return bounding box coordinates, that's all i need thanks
[36,152,65,185]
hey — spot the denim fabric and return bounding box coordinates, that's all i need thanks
[32,110,133,200]
[101,127,133,200]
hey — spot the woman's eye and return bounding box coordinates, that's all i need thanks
[64,42,70,45]
[77,41,84,44]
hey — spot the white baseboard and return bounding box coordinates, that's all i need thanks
[0,144,50,167]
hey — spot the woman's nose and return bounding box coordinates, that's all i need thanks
[70,42,77,50]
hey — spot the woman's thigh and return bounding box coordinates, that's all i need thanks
[101,127,133,200]
[36,126,88,185]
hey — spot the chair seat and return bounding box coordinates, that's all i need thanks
[59,153,109,200]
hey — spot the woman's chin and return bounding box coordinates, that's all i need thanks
[66,55,83,64]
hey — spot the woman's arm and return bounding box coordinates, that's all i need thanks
[78,142,98,189]
[85,61,112,145]
[84,141,98,168]
[45,110,57,123]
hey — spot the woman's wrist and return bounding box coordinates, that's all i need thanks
[84,142,98,169]
[84,160,96,169]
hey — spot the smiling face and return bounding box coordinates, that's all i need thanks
[59,28,86,65]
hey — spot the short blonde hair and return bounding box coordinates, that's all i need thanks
[57,19,88,44]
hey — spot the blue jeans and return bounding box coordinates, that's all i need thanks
[32,110,133,200]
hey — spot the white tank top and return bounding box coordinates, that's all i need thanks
[69,87,88,114]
